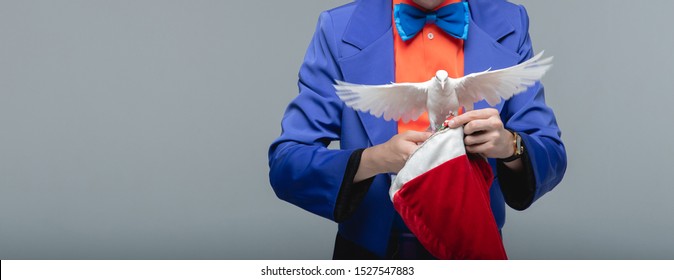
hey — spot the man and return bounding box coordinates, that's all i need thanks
[268,0,566,259]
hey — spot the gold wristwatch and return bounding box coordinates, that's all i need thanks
[502,131,523,162]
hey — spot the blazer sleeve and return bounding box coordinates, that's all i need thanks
[498,5,567,210]
[268,11,355,221]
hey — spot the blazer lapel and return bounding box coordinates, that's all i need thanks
[464,0,520,74]
[464,0,520,110]
[338,0,397,146]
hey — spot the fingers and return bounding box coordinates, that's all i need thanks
[463,119,488,135]
[465,127,514,159]
[464,130,495,146]
[400,130,433,143]
[466,118,504,134]
[377,130,433,174]
[448,108,499,129]
[451,109,511,158]
[465,142,496,155]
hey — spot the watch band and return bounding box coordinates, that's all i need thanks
[501,131,523,162]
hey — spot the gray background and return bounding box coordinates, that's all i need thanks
[1,0,672,259]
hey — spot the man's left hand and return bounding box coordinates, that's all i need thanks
[447,108,514,159]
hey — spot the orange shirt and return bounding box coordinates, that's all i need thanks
[394,0,464,133]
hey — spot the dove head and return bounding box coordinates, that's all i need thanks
[435,70,448,89]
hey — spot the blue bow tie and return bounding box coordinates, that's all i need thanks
[394,2,470,41]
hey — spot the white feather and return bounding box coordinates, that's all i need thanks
[333,52,553,130]
[334,80,432,123]
[454,51,553,107]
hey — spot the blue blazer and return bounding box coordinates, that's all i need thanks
[269,0,567,257]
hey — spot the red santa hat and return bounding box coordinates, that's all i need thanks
[390,126,508,260]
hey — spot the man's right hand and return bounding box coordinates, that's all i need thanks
[354,131,432,183]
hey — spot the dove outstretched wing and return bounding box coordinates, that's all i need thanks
[454,51,553,110]
[334,80,431,123]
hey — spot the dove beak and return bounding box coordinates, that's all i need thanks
[441,82,445,90]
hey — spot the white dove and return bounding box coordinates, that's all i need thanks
[334,52,553,131]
